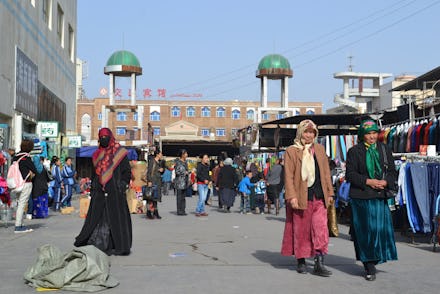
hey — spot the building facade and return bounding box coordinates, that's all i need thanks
[0,0,77,151]
[77,97,322,155]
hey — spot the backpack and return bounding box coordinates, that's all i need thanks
[337,181,351,205]
[7,153,30,193]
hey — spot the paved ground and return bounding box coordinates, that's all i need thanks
[1,193,440,294]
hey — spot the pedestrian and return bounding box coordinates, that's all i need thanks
[30,156,51,219]
[12,139,37,233]
[254,172,267,214]
[345,119,398,281]
[145,150,164,219]
[211,159,223,208]
[195,153,211,217]
[61,157,75,207]
[161,166,172,196]
[238,170,253,214]
[217,157,238,212]
[174,149,189,216]
[74,127,132,255]
[51,156,63,211]
[266,157,282,214]
[281,119,335,277]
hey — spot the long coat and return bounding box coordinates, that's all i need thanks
[283,143,334,210]
[74,155,132,255]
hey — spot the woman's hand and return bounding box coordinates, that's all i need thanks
[290,198,299,209]
[328,196,335,205]
[366,178,385,190]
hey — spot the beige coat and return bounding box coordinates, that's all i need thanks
[284,143,334,210]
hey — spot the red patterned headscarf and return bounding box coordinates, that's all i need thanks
[92,128,128,187]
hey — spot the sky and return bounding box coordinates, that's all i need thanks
[77,0,440,111]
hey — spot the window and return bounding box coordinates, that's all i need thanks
[186,106,195,117]
[232,109,240,120]
[150,111,160,121]
[153,127,160,136]
[262,113,270,120]
[216,107,225,117]
[57,4,64,46]
[201,128,210,136]
[201,106,211,117]
[133,112,138,121]
[68,24,74,62]
[306,109,315,115]
[294,109,300,115]
[171,106,180,117]
[247,109,254,120]
[231,128,238,137]
[42,0,51,26]
[97,112,102,121]
[116,112,127,121]
[216,128,225,137]
[276,113,285,120]
[116,127,126,136]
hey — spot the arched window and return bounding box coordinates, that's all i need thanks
[306,109,315,115]
[153,127,161,135]
[216,107,225,118]
[201,106,211,117]
[80,113,91,141]
[246,109,254,120]
[186,106,195,117]
[150,111,160,121]
[232,109,240,120]
[171,106,180,117]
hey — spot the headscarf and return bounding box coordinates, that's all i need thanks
[358,120,382,179]
[224,158,233,166]
[92,128,128,187]
[293,120,318,187]
[32,155,43,173]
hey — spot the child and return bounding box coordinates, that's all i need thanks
[254,172,266,214]
[238,170,253,214]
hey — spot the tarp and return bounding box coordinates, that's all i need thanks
[77,146,138,160]
[24,244,119,292]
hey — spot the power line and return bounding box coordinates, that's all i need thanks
[170,0,417,94]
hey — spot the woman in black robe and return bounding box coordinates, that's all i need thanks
[74,128,132,255]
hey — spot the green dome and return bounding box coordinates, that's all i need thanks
[106,50,140,67]
[258,54,291,70]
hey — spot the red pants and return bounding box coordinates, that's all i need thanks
[281,198,329,259]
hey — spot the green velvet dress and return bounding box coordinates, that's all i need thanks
[351,198,398,263]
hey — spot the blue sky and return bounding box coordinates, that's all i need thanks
[77,0,440,111]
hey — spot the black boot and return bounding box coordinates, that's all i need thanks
[296,258,307,274]
[146,210,154,219]
[312,255,332,277]
[153,209,162,219]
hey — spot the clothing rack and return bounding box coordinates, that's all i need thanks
[393,153,440,162]
[380,112,440,128]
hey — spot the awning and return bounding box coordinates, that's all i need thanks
[260,113,371,127]
[391,66,440,91]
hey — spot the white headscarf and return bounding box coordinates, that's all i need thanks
[293,120,318,187]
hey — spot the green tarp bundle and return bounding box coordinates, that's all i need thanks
[24,244,119,292]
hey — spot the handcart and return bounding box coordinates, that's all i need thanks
[432,194,440,252]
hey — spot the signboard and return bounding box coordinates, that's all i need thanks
[67,136,82,148]
[38,121,59,138]
[16,47,38,118]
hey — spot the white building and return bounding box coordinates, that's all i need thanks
[0,0,77,151]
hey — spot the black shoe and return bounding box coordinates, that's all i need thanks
[153,210,162,219]
[146,211,154,219]
[296,259,307,274]
[365,273,376,281]
[177,212,187,216]
[312,255,332,277]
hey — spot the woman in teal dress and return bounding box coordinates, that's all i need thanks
[345,119,398,281]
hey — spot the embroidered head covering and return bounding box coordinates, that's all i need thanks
[293,120,318,187]
[92,128,128,187]
[358,119,379,140]
[358,120,382,179]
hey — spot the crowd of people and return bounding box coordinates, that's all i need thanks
[2,119,399,282]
